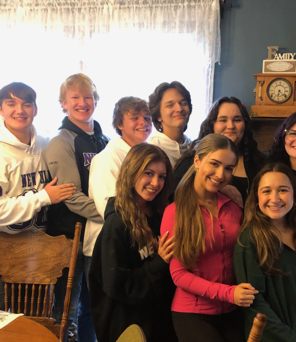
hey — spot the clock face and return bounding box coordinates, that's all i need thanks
[267,78,292,104]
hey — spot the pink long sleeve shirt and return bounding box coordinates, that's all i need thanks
[160,193,243,315]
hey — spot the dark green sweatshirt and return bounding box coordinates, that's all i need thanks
[234,229,296,342]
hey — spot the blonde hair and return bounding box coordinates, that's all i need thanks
[174,134,238,269]
[115,143,172,248]
[59,73,99,113]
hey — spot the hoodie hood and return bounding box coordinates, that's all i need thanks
[60,116,104,139]
[105,136,131,154]
[0,116,46,153]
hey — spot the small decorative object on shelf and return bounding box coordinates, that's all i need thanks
[263,46,296,73]
[250,46,296,117]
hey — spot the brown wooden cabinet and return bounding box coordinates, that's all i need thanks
[252,117,285,152]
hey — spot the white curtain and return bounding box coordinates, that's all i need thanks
[0,0,220,139]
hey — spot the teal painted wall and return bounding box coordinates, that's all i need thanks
[213,0,296,110]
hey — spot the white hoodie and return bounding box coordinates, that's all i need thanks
[83,136,130,256]
[0,117,51,233]
[148,131,191,167]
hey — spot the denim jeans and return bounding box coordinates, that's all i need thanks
[52,242,96,342]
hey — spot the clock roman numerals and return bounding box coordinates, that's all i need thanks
[267,78,292,104]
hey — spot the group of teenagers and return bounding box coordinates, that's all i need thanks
[0,73,296,342]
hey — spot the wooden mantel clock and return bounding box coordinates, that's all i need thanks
[250,46,296,118]
[250,73,296,117]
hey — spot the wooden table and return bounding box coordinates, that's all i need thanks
[0,316,59,342]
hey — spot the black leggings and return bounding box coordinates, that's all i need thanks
[172,309,245,342]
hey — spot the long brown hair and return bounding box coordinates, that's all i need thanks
[174,134,238,269]
[115,143,173,248]
[239,163,296,275]
[174,96,264,170]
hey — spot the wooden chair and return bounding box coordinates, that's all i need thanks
[0,222,82,342]
[116,324,147,342]
[247,313,267,342]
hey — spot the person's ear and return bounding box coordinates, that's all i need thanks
[118,114,127,133]
[194,155,201,171]
[62,101,68,112]
[34,105,38,118]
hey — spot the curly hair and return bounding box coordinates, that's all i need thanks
[269,112,296,167]
[115,143,173,249]
[239,163,296,275]
[112,96,150,136]
[199,97,259,158]
[175,96,263,170]
[149,81,192,132]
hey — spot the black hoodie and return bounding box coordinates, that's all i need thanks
[45,116,108,240]
[89,197,177,342]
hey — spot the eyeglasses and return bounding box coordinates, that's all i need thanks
[285,129,296,140]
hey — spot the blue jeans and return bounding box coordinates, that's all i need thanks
[52,243,96,342]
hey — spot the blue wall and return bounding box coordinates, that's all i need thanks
[213,0,296,111]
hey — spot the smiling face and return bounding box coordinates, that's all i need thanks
[158,88,190,134]
[213,103,245,146]
[118,110,152,147]
[194,149,237,194]
[134,161,167,205]
[258,172,294,225]
[62,87,97,130]
[285,123,296,160]
[0,95,37,141]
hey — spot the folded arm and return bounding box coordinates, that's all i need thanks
[170,258,236,303]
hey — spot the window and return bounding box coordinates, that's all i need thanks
[0,0,220,140]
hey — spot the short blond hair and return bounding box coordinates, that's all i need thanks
[59,73,99,113]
